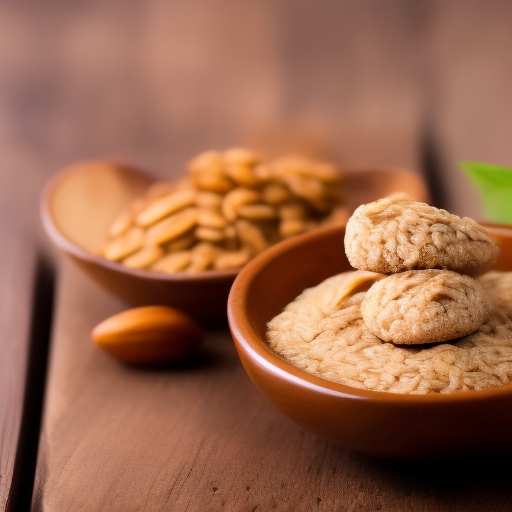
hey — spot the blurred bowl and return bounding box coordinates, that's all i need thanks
[41,160,238,323]
[41,160,428,323]
[227,222,512,460]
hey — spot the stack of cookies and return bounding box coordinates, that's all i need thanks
[344,196,501,345]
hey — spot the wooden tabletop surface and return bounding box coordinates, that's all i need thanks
[2,1,512,511]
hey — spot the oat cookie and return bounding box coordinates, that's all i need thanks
[344,196,500,275]
[361,270,491,345]
[478,271,512,320]
[266,271,512,394]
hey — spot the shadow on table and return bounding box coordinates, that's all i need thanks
[123,328,240,375]
[348,447,512,509]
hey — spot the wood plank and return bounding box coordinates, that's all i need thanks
[0,225,36,511]
[0,0,424,509]
[425,0,512,217]
[23,0,427,508]
[0,5,59,507]
[32,259,512,512]
[0,0,281,505]
[273,0,423,172]
[0,115,55,510]
[0,28,57,506]
[7,0,511,509]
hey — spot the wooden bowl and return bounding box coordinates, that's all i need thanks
[228,222,512,460]
[41,160,428,323]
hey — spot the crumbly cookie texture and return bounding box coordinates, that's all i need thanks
[266,270,512,394]
[478,271,512,321]
[361,270,492,345]
[344,196,500,275]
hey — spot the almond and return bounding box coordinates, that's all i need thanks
[91,306,203,365]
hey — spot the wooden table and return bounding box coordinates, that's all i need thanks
[2,1,512,510]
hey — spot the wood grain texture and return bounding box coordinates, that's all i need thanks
[0,0,510,509]
[273,0,423,171]
[22,1,424,509]
[0,0,422,179]
[32,260,512,512]
[0,225,36,511]
[0,41,56,506]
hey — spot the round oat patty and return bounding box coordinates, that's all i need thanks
[361,270,492,345]
[344,196,500,275]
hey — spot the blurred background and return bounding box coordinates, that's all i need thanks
[2,3,512,509]
[2,0,512,253]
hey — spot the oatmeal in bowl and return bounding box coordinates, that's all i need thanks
[267,269,512,394]
[267,197,511,395]
[228,208,512,458]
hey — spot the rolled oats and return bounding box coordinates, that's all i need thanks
[478,271,512,320]
[267,271,512,394]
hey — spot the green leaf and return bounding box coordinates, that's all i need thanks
[458,161,512,224]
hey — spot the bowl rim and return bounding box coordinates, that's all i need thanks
[228,223,512,404]
[40,160,240,283]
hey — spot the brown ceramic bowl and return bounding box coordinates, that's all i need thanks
[42,160,427,323]
[228,222,512,460]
